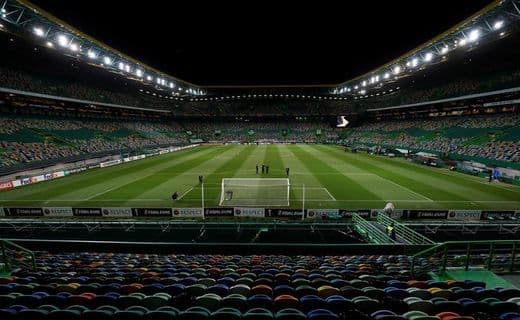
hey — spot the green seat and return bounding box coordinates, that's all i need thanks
[179,306,210,320]
[243,307,274,320]
[142,295,168,309]
[403,311,428,319]
[222,293,247,311]
[211,307,242,320]
[196,293,222,311]
[275,308,306,320]
[187,284,208,297]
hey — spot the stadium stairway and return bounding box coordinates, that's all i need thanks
[352,213,396,244]
[374,214,436,246]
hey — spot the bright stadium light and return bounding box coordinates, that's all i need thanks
[423,52,433,62]
[354,85,358,90]
[362,80,367,87]
[33,27,44,37]
[103,56,112,65]
[384,72,390,79]
[468,29,480,42]
[57,34,68,47]
[393,65,401,74]
[493,20,504,30]
[458,38,467,46]
[359,89,366,95]
[46,41,53,48]
[119,62,125,70]
[441,46,449,54]
[69,43,79,52]
[169,82,174,88]
[146,75,152,81]
[135,69,143,77]
[87,50,97,59]
[411,57,419,67]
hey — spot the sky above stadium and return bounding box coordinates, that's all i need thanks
[31,0,494,86]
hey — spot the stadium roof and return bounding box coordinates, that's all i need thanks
[0,0,519,99]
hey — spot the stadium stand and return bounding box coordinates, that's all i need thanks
[0,115,187,168]
[343,113,520,163]
[0,251,518,320]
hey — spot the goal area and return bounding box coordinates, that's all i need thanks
[219,178,290,207]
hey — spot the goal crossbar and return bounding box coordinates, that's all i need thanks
[219,178,290,207]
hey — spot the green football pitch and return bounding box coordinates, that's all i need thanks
[1,144,519,210]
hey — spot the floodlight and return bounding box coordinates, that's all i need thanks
[46,41,53,47]
[423,52,433,62]
[69,43,79,51]
[124,64,130,72]
[384,72,390,79]
[393,65,401,74]
[57,35,68,47]
[33,27,44,37]
[411,58,419,67]
[468,29,480,42]
[169,82,174,88]
[87,50,97,59]
[354,85,358,90]
[146,75,152,81]
[103,56,112,65]
[0,23,3,28]
[493,20,503,30]
[119,62,125,70]
[136,69,143,77]
[362,80,367,87]
[458,38,467,46]
[441,46,449,54]
[359,90,366,95]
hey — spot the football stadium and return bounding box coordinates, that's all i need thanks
[1,0,520,319]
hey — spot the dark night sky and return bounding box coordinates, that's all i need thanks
[30,0,494,86]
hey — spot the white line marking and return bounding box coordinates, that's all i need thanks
[374,175,435,202]
[177,187,194,200]
[323,187,337,201]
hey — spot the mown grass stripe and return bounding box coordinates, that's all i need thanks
[92,145,235,203]
[1,146,211,202]
[290,144,381,201]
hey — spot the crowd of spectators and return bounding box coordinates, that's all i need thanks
[344,113,520,162]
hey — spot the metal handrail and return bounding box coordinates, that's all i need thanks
[411,240,520,276]
[352,213,396,244]
[377,213,435,245]
[0,239,36,271]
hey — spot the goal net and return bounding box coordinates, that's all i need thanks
[219,178,290,207]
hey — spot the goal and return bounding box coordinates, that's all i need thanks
[219,178,290,207]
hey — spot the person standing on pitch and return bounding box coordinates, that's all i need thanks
[256,164,259,174]
[261,164,265,174]
[266,165,269,174]
[198,175,203,184]
[286,167,290,176]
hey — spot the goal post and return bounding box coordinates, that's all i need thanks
[219,178,290,207]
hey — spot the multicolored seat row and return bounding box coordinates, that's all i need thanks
[0,252,518,320]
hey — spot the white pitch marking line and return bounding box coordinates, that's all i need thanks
[177,187,194,200]
[375,176,435,202]
[323,187,337,201]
